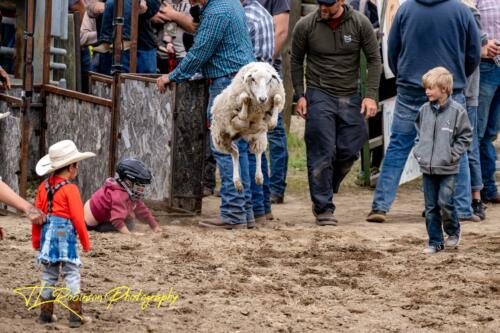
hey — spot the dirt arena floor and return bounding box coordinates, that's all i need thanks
[1,179,499,333]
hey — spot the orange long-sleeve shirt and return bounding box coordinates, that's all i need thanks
[32,176,91,252]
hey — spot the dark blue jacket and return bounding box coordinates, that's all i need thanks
[388,0,481,94]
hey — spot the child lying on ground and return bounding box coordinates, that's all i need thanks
[84,158,162,234]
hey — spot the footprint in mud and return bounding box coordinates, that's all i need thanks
[120,243,141,251]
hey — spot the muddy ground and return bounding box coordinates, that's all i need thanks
[0,178,499,333]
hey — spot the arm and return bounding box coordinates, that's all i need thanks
[464,10,481,76]
[134,201,161,232]
[387,10,401,77]
[451,109,473,163]
[291,19,308,119]
[161,3,197,34]
[0,65,11,90]
[143,0,161,19]
[360,16,381,118]
[80,12,98,46]
[273,12,288,60]
[67,185,91,252]
[165,13,230,83]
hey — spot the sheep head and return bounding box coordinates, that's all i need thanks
[242,65,280,105]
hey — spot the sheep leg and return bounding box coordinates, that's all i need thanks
[229,142,243,193]
[268,94,283,130]
[249,136,267,186]
[237,92,250,120]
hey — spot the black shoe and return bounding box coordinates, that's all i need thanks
[471,199,486,220]
[366,210,386,223]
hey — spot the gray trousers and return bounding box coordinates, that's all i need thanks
[41,261,80,299]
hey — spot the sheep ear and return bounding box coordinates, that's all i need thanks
[271,74,279,83]
[245,73,253,82]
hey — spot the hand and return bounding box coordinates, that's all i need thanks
[166,42,175,54]
[139,0,148,14]
[482,39,500,59]
[160,3,175,20]
[361,97,378,118]
[25,206,45,225]
[151,13,166,25]
[0,227,5,241]
[0,67,11,90]
[157,74,170,93]
[295,96,307,119]
[152,226,162,233]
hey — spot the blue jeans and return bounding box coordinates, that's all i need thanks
[267,113,288,197]
[101,0,132,43]
[249,152,271,217]
[423,174,460,247]
[95,49,157,74]
[372,92,466,212]
[41,262,81,299]
[208,75,253,224]
[477,63,500,200]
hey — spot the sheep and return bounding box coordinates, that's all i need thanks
[210,61,285,193]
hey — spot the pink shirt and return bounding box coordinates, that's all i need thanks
[89,178,159,230]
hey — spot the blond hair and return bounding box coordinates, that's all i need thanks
[422,67,453,95]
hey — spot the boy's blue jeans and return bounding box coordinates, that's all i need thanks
[372,92,466,212]
[41,262,81,299]
[422,174,460,247]
[208,75,253,225]
[477,63,500,200]
[96,49,157,74]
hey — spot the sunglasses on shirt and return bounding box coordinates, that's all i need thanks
[317,1,337,7]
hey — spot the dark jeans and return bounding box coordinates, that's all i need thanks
[423,174,460,247]
[305,88,368,214]
[95,49,157,74]
[101,0,132,43]
[86,219,135,232]
[267,113,288,197]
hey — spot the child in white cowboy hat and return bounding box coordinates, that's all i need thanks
[33,139,94,327]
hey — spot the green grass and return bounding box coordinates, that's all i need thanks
[287,132,307,172]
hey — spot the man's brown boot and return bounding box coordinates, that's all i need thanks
[37,298,56,324]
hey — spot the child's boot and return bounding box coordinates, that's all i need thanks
[37,298,56,324]
[68,299,91,328]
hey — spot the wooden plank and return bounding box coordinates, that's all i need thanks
[43,84,113,107]
[117,77,175,203]
[45,94,112,201]
[170,80,207,213]
[368,135,384,150]
[0,93,22,107]
[53,13,77,90]
[0,102,21,194]
[130,0,139,73]
[14,1,25,78]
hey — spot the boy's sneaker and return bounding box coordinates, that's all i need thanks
[471,199,486,220]
[445,232,461,248]
[423,244,444,254]
[366,210,386,223]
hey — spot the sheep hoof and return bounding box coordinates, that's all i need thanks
[234,180,243,192]
[255,175,264,186]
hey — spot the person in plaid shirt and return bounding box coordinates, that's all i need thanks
[157,0,257,230]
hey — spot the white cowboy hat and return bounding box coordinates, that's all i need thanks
[0,112,10,120]
[36,140,95,176]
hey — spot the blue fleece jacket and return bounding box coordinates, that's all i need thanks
[388,0,481,94]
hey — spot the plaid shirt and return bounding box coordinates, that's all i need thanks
[169,0,255,82]
[243,0,275,63]
[473,0,500,40]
